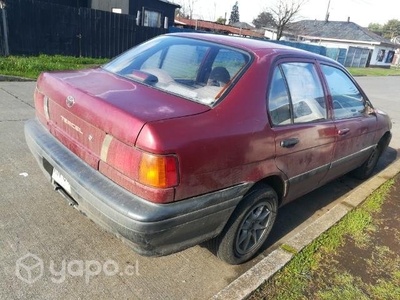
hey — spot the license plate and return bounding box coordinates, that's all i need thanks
[52,168,72,194]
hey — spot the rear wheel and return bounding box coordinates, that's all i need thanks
[215,184,278,265]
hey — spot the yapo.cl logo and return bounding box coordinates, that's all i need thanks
[15,252,140,285]
[15,252,44,284]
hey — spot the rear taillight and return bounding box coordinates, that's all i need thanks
[34,87,50,123]
[139,152,179,188]
[43,95,50,120]
[101,135,179,189]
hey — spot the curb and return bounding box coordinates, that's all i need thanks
[211,158,400,300]
[0,75,34,82]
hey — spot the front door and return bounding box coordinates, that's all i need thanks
[318,64,378,184]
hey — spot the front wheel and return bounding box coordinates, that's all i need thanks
[352,146,381,180]
[215,184,278,265]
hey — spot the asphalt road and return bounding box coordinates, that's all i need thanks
[0,77,399,300]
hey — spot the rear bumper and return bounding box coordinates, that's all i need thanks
[24,118,252,256]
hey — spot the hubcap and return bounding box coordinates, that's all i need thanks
[235,202,272,255]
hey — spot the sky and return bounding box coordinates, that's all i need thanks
[175,0,400,27]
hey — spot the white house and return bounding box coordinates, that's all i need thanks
[285,20,398,68]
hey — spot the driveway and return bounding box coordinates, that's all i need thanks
[0,77,398,299]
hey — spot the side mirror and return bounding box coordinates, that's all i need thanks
[364,101,376,116]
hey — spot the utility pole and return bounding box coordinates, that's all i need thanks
[325,0,331,21]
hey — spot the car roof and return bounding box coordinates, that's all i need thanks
[167,32,336,64]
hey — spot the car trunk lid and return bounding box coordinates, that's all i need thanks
[37,68,210,168]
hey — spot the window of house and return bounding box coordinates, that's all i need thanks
[143,10,161,28]
[386,50,395,63]
[321,64,365,120]
[377,49,385,62]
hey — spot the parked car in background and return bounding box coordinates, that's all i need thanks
[25,33,392,264]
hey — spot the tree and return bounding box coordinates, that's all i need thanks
[175,7,189,19]
[216,17,227,25]
[269,0,307,40]
[228,1,240,25]
[253,11,275,29]
[174,0,198,19]
[187,0,198,19]
[382,19,400,40]
[368,22,383,35]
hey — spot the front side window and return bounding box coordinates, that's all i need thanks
[321,65,365,120]
[103,36,250,105]
[268,62,327,126]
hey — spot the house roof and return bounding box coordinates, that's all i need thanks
[289,20,397,47]
[231,22,255,30]
[158,0,180,8]
[174,17,264,38]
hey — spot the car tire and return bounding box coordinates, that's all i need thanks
[352,146,381,180]
[214,184,278,265]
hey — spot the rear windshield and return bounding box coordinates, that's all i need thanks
[103,35,251,105]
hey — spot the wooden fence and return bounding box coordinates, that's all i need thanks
[0,0,166,58]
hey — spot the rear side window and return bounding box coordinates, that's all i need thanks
[268,62,327,126]
[321,65,365,120]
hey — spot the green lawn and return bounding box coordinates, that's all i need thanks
[348,66,400,76]
[0,55,109,79]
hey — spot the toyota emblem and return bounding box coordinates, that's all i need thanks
[66,96,75,108]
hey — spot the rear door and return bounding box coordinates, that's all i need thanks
[318,64,378,184]
[267,60,336,203]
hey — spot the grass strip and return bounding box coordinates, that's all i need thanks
[249,178,395,300]
[0,55,109,79]
[347,67,400,76]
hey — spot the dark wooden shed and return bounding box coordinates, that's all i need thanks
[41,0,179,28]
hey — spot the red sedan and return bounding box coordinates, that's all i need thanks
[25,33,392,264]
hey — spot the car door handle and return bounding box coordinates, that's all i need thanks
[280,138,299,148]
[338,128,350,136]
